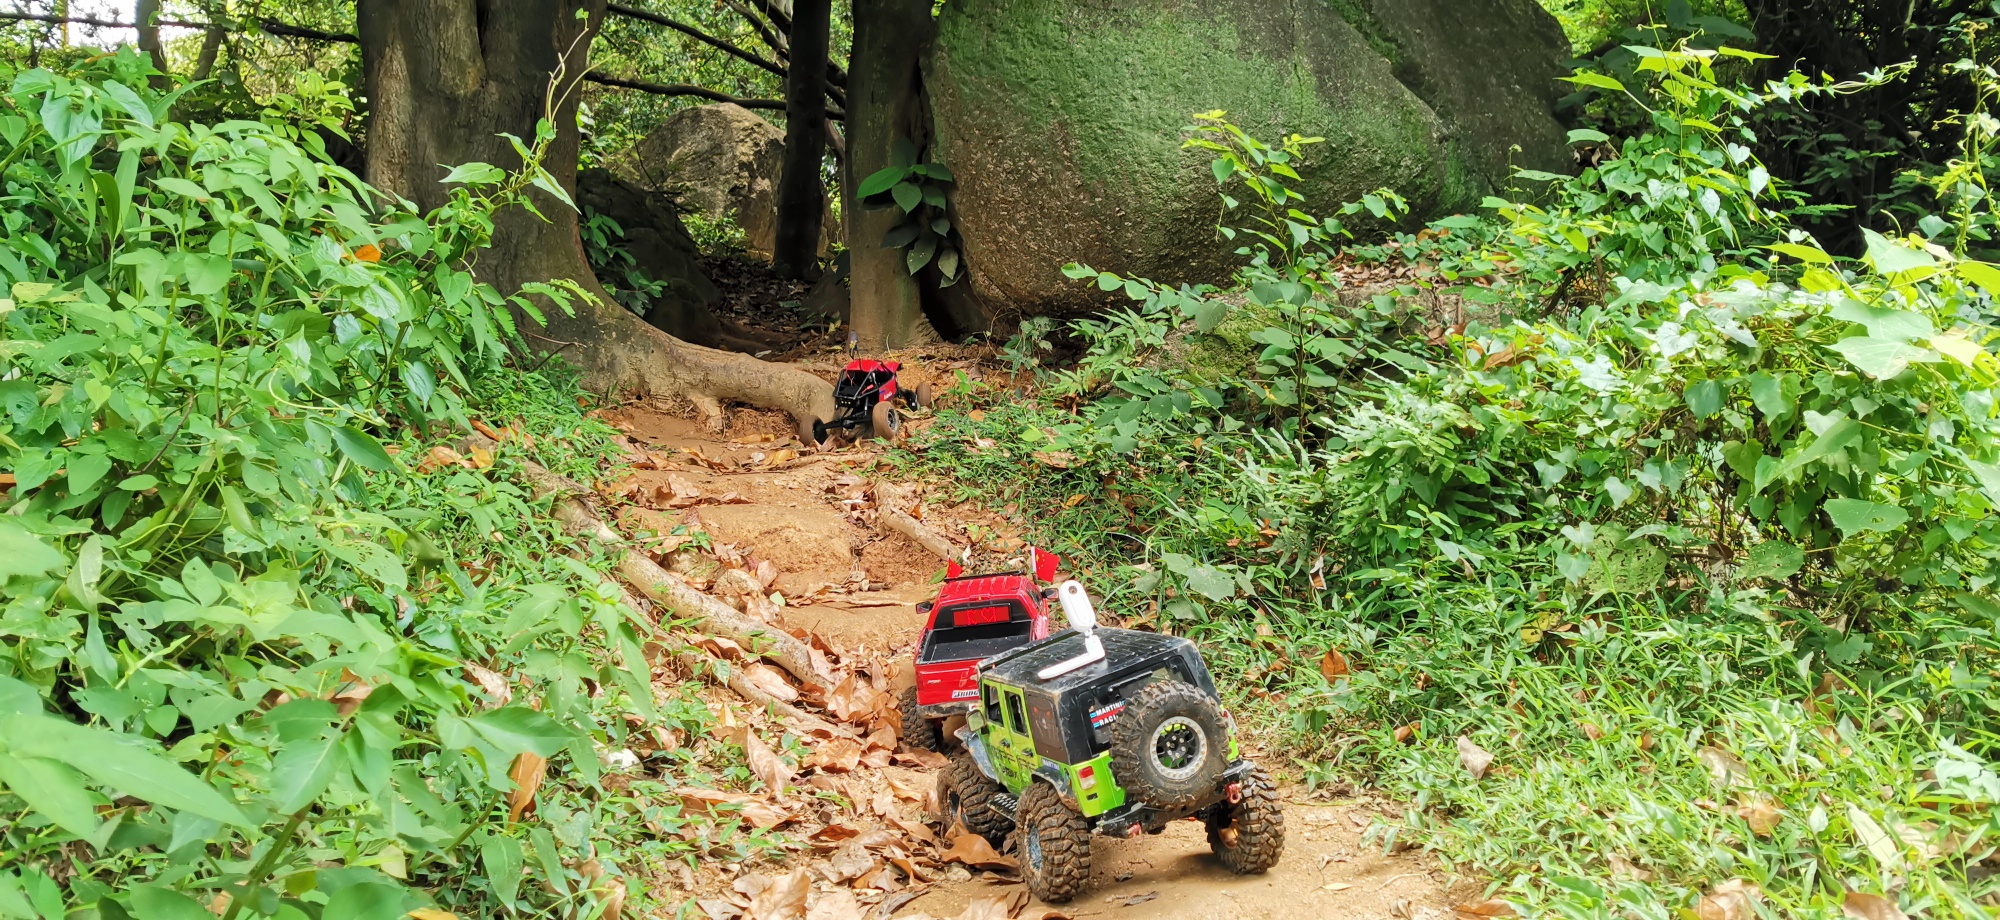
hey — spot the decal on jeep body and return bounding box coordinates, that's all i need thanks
[1088,702,1125,728]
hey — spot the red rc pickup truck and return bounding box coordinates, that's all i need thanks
[899,547,1061,752]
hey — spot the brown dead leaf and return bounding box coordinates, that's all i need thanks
[1841,893,1908,920]
[1454,899,1517,918]
[938,831,1017,870]
[467,445,494,470]
[1320,648,1351,682]
[895,748,952,769]
[958,897,1012,920]
[743,663,801,703]
[676,788,791,829]
[1608,854,1652,881]
[1032,450,1076,469]
[463,663,511,707]
[887,814,938,846]
[507,753,546,823]
[1695,880,1762,920]
[809,738,864,773]
[829,841,881,882]
[409,910,459,920]
[744,730,792,801]
[1580,721,1604,741]
[1737,795,1781,837]
[1394,721,1420,744]
[747,869,810,920]
[1456,735,1494,780]
[416,446,467,473]
[1699,746,1751,791]
[806,889,864,920]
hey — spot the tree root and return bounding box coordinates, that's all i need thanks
[671,650,854,739]
[873,481,963,563]
[479,437,827,691]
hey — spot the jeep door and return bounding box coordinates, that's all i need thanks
[982,683,1037,789]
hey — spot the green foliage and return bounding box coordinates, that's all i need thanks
[0,52,730,918]
[898,42,2000,920]
[857,139,964,286]
[581,205,672,316]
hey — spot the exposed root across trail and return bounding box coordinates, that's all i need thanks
[506,398,1458,920]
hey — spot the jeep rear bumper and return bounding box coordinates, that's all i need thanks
[1088,759,1259,838]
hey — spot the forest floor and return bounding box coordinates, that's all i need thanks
[582,356,1465,920]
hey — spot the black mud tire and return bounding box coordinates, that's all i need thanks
[1108,679,1227,809]
[810,418,831,449]
[1205,764,1285,874]
[870,399,900,441]
[898,686,944,753]
[1016,782,1092,904]
[937,755,1010,845]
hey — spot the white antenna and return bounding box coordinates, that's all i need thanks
[1037,581,1105,680]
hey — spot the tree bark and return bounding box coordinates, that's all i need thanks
[134,0,172,86]
[771,0,831,280]
[844,0,932,350]
[356,0,834,436]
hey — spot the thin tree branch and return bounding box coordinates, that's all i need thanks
[605,2,787,80]
[583,71,844,120]
[0,11,358,44]
[724,0,788,58]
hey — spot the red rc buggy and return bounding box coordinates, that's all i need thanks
[899,547,1063,752]
[813,335,932,445]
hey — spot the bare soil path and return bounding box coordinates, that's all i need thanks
[588,399,1457,920]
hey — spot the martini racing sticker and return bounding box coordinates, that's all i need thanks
[1088,702,1125,728]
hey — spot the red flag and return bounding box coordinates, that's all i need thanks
[1031,547,1061,583]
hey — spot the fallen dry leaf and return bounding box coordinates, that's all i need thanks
[746,869,810,920]
[409,910,458,920]
[1608,854,1652,881]
[1320,648,1351,682]
[463,663,511,707]
[1456,735,1494,780]
[676,788,790,829]
[1394,722,1420,744]
[806,889,864,920]
[416,446,467,473]
[1454,898,1517,918]
[1737,795,1781,838]
[958,897,1012,920]
[1695,879,1762,920]
[809,738,864,773]
[1580,721,1604,741]
[507,753,546,823]
[1841,893,1908,920]
[742,662,801,703]
[1699,746,1751,791]
[829,841,881,882]
[744,730,793,801]
[937,831,1017,870]
[467,445,494,470]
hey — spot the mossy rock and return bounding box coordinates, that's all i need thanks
[924,0,1570,317]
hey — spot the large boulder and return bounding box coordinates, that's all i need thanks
[574,168,723,345]
[610,103,835,262]
[924,0,1572,316]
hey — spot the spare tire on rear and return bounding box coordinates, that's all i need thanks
[1108,679,1227,808]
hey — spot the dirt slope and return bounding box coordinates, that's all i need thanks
[593,402,1456,920]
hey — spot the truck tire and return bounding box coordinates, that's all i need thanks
[870,400,900,440]
[1108,679,1226,808]
[938,755,1010,845]
[1016,782,1092,904]
[1205,764,1284,874]
[898,686,943,753]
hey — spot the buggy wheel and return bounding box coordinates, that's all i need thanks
[870,399,901,441]
[914,380,935,409]
[1016,782,1092,904]
[1108,679,1226,809]
[810,418,831,448]
[898,686,945,753]
[1205,765,1284,874]
[937,754,1010,845]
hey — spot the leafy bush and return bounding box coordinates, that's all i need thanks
[0,52,721,918]
[897,42,2000,920]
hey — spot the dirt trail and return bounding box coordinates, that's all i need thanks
[593,400,1456,920]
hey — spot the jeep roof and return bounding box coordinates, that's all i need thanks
[974,627,1219,764]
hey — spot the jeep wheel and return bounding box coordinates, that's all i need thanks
[1016,783,1092,904]
[898,686,944,753]
[1205,765,1284,874]
[937,755,1010,844]
[1109,679,1226,808]
[870,400,900,441]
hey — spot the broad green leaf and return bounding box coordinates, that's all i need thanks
[1830,299,1933,341]
[890,181,923,213]
[0,754,99,838]
[1827,336,1937,379]
[332,426,396,472]
[1965,458,2000,505]
[129,885,213,920]
[1181,565,1235,602]
[482,832,525,904]
[1737,541,1804,580]
[1955,259,2000,295]
[67,452,112,494]
[402,361,437,407]
[1562,72,1627,92]
[1931,331,1985,366]
[1193,299,1229,334]
[1683,379,1723,418]
[1774,417,1861,482]
[150,176,210,201]
[1096,272,1122,292]
[320,880,410,920]
[1860,228,1936,276]
[1,712,249,826]
[1768,241,1832,262]
[1824,498,1909,537]
[269,735,346,814]
[440,162,504,186]
[0,519,65,581]
[464,706,574,758]
[1567,128,1610,143]
[856,165,905,199]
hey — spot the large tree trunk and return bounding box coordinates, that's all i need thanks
[134,0,171,86]
[356,0,834,436]
[844,0,931,350]
[772,0,832,280]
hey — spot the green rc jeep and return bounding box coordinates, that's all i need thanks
[935,582,1283,903]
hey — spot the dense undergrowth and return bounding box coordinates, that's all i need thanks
[0,53,771,919]
[895,45,2000,919]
